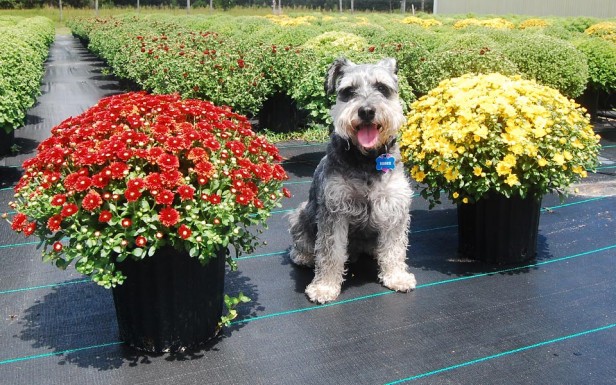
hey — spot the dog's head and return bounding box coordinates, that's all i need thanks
[325,57,405,153]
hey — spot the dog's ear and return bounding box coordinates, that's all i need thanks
[325,57,353,95]
[377,57,398,75]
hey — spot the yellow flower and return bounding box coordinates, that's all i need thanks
[444,167,459,182]
[505,174,520,186]
[462,197,469,204]
[473,166,483,176]
[496,162,511,176]
[537,158,548,167]
[453,192,460,199]
[553,153,565,165]
[411,166,426,182]
[503,154,517,167]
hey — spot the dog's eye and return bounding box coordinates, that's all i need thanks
[375,83,391,98]
[338,87,355,102]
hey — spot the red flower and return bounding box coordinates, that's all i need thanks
[161,170,182,188]
[47,215,62,231]
[178,224,192,239]
[52,241,63,252]
[11,213,28,231]
[127,178,145,190]
[226,140,246,157]
[135,236,147,247]
[61,203,79,218]
[194,161,215,185]
[74,176,92,192]
[51,194,67,207]
[188,147,208,162]
[98,210,112,223]
[109,162,129,179]
[158,207,180,227]
[64,172,81,191]
[82,190,103,211]
[206,194,221,205]
[124,187,142,202]
[121,218,132,228]
[155,189,175,205]
[273,164,288,180]
[237,59,245,68]
[91,173,110,189]
[145,173,163,191]
[177,185,195,201]
[158,153,180,170]
[282,187,292,198]
[235,187,254,206]
[165,136,190,152]
[23,222,36,237]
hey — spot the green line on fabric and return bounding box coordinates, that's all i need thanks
[237,250,286,261]
[232,243,616,325]
[384,323,616,384]
[542,196,607,210]
[0,341,123,366]
[282,180,313,186]
[0,279,91,295]
[232,290,393,325]
[596,165,616,170]
[0,240,39,249]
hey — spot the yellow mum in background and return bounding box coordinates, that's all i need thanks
[399,73,601,207]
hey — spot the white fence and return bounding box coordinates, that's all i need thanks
[434,0,616,18]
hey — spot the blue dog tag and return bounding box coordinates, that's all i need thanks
[376,154,395,172]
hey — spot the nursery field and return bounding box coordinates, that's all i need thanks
[0,32,614,384]
[0,9,616,385]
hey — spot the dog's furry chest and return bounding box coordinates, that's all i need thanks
[321,170,404,224]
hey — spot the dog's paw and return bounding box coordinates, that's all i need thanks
[381,271,416,292]
[305,282,341,304]
[290,248,315,267]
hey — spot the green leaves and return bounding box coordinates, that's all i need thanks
[0,16,54,135]
[218,292,251,328]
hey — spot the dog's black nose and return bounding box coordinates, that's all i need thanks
[358,106,375,122]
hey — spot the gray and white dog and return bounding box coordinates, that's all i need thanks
[288,57,416,304]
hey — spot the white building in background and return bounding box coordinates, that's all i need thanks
[433,0,616,18]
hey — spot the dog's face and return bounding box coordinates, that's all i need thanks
[326,57,405,153]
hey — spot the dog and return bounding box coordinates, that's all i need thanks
[288,57,416,304]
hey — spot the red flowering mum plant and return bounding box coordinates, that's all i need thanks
[6,92,289,296]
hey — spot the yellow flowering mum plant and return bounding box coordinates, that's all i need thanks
[400,73,601,207]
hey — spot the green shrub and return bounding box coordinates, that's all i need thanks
[574,36,616,93]
[503,33,588,98]
[0,16,54,135]
[410,33,519,95]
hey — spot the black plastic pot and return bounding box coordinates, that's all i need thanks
[112,245,226,353]
[0,129,15,156]
[457,192,542,264]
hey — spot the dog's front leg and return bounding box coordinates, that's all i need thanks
[306,214,349,304]
[372,195,416,292]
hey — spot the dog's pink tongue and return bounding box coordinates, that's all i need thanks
[357,124,379,148]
